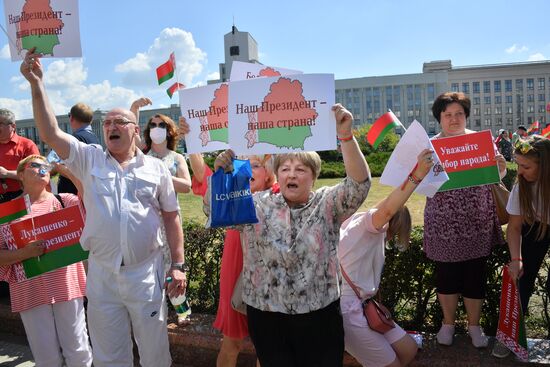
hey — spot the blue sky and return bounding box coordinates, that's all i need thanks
[1,0,549,119]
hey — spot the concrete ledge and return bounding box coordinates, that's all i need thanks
[1,302,548,366]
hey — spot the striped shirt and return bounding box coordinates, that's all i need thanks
[0,193,86,313]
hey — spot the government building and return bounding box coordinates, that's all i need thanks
[14,27,550,152]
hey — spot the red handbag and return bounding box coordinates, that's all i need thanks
[341,266,395,334]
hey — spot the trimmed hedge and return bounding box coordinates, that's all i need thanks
[184,219,549,337]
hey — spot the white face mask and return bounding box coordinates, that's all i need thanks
[149,127,167,145]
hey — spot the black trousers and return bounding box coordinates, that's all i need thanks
[519,222,550,314]
[247,300,344,367]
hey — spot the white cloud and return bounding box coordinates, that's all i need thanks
[207,71,220,81]
[0,44,10,59]
[115,28,207,88]
[505,44,528,54]
[43,59,88,88]
[0,98,33,120]
[527,53,546,61]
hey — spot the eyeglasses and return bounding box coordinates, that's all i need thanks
[514,139,533,154]
[149,122,167,129]
[103,117,136,127]
[26,162,52,173]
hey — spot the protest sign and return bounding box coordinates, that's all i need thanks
[496,265,528,361]
[3,0,82,61]
[431,130,499,191]
[230,61,302,81]
[179,82,230,154]
[9,204,87,280]
[380,121,448,197]
[228,73,336,155]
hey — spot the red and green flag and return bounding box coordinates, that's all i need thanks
[9,205,88,280]
[167,82,185,98]
[0,195,30,225]
[542,125,550,138]
[367,111,402,149]
[432,130,500,191]
[527,121,539,134]
[156,52,176,85]
[496,265,528,361]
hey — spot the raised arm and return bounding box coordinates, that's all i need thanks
[130,97,152,151]
[179,117,208,184]
[20,49,72,159]
[172,154,191,193]
[332,104,370,183]
[372,149,434,229]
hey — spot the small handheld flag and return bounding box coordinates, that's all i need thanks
[167,82,185,98]
[156,52,176,85]
[542,125,550,138]
[367,111,403,150]
[527,121,539,135]
[0,195,31,225]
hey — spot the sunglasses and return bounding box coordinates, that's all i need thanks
[149,121,167,129]
[103,117,136,127]
[26,162,52,173]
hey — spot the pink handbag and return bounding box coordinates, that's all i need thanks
[341,266,395,334]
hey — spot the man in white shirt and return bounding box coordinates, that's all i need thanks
[20,50,186,367]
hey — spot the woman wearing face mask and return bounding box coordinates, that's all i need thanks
[143,114,191,194]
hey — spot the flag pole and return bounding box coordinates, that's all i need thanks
[388,108,406,132]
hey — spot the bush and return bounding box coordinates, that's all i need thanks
[501,161,517,190]
[184,221,549,336]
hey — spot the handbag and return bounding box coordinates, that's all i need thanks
[231,271,247,315]
[341,266,395,334]
[491,182,510,225]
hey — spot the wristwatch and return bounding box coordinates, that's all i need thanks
[170,262,189,273]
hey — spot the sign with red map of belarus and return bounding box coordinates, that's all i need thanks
[3,0,82,61]
[230,61,302,81]
[179,82,230,153]
[228,73,336,155]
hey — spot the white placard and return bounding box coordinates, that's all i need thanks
[230,61,302,81]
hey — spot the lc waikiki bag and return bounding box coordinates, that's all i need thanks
[341,266,395,334]
[207,159,259,228]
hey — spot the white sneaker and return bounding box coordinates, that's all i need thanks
[492,340,511,358]
[436,324,455,346]
[468,325,489,348]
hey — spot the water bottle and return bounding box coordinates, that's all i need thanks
[166,276,191,324]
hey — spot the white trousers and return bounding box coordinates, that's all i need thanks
[86,250,171,367]
[20,297,92,367]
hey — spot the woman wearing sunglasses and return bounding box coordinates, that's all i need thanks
[0,154,92,366]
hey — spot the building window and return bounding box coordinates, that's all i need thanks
[527,78,534,90]
[539,94,546,102]
[485,107,491,115]
[507,118,513,126]
[473,82,480,94]
[506,95,513,104]
[474,119,481,127]
[408,110,414,117]
[495,106,502,114]
[515,79,523,91]
[495,96,502,104]
[539,105,546,113]
[473,108,480,116]
[484,96,491,104]
[451,83,459,92]
[427,84,435,101]
[473,97,480,105]
[527,105,534,113]
[496,117,503,125]
[506,106,513,114]
[539,78,545,90]
[462,82,469,93]
[483,81,490,94]
[527,94,535,102]
[485,118,491,126]
[505,80,512,92]
[229,46,239,56]
[494,80,501,93]
[528,116,533,124]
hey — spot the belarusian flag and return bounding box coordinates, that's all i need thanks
[167,82,185,98]
[542,125,550,138]
[0,195,30,225]
[156,52,176,85]
[496,265,528,361]
[367,111,402,149]
[527,121,539,134]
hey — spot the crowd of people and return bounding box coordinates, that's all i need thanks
[0,50,548,367]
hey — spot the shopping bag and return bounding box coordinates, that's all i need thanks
[207,159,258,228]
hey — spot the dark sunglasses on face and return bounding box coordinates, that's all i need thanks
[149,122,167,129]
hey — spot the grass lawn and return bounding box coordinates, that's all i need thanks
[179,177,427,226]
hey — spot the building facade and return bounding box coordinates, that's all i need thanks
[335,59,550,136]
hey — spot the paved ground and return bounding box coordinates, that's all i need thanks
[0,333,35,367]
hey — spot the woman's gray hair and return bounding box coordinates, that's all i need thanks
[273,152,322,180]
[0,109,16,124]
